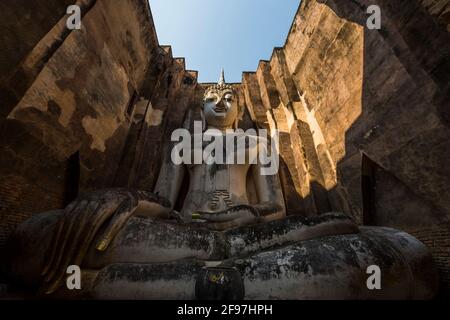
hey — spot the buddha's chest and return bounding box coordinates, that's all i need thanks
[183,163,251,213]
[188,162,249,188]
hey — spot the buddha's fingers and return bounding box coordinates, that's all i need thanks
[43,197,126,294]
[45,201,102,294]
[195,205,250,221]
[195,205,258,223]
[40,189,166,294]
[43,200,89,284]
[68,192,126,265]
[195,211,240,223]
[42,200,88,282]
[95,197,138,252]
[74,200,126,265]
[98,203,132,252]
[41,201,79,276]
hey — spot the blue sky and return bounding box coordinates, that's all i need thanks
[149,0,300,83]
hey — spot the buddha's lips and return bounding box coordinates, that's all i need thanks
[213,106,227,113]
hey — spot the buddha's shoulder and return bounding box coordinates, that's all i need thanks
[188,131,270,146]
[233,132,270,144]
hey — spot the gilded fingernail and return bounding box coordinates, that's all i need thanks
[96,238,109,251]
[192,213,201,219]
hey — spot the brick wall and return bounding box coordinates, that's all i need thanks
[409,226,450,297]
[418,0,450,30]
[0,0,160,247]
[0,175,65,246]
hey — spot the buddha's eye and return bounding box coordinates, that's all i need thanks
[224,95,233,102]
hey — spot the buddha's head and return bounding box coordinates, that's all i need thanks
[202,69,239,130]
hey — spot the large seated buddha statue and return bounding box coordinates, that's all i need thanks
[4,72,438,299]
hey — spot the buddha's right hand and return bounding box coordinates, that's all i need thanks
[40,188,170,295]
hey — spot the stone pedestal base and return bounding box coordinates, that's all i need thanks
[70,227,438,300]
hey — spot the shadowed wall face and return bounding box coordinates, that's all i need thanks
[0,0,449,296]
[0,0,161,246]
[277,0,450,296]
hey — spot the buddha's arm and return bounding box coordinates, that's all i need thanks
[250,163,286,222]
[152,159,185,213]
[38,146,185,294]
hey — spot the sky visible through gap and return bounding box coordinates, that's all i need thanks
[149,0,301,83]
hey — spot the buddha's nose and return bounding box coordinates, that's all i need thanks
[214,99,227,111]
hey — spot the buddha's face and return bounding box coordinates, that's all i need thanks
[203,88,238,129]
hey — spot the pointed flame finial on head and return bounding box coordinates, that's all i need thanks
[219,68,225,85]
[203,68,233,100]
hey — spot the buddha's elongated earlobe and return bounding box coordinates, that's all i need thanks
[200,108,206,132]
[234,117,239,130]
[235,95,242,130]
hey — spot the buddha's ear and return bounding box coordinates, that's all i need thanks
[200,107,206,132]
[234,97,242,130]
